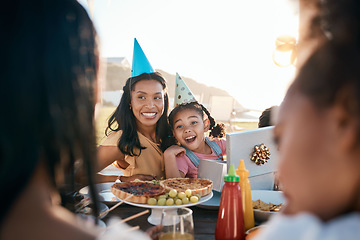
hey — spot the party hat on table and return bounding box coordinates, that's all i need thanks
[131,38,155,77]
[174,72,197,107]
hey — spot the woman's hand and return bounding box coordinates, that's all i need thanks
[119,174,156,182]
[146,225,163,240]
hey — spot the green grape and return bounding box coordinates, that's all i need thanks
[175,199,183,205]
[190,196,199,203]
[133,179,141,182]
[147,198,157,205]
[158,198,166,206]
[182,197,189,204]
[158,194,167,199]
[178,192,186,199]
[169,189,177,198]
[185,189,192,198]
[151,179,160,185]
[166,198,174,206]
[194,194,201,201]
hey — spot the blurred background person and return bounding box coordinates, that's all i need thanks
[258,106,278,128]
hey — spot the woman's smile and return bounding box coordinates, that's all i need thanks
[141,112,157,118]
[131,79,165,128]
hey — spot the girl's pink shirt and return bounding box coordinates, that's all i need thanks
[176,138,226,178]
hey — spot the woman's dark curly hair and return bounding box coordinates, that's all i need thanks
[106,72,174,156]
[168,102,226,139]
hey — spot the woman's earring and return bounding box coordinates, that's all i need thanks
[129,105,132,110]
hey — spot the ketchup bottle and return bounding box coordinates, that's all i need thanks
[215,164,245,240]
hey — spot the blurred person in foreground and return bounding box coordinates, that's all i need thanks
[253,0,360,239]
[0,1,156,239]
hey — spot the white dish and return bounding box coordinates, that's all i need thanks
[97,202,110,219]
[76,201,109,219]
[79,182,120,204]
[251,190,285,223]
[125,192,213,225]
[98,164,124,176]
[124,191,213,209]
[77,214,107,228]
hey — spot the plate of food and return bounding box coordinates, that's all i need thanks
[63,192,110,219]
[79,182,120,204]
[251,190,285,223]
[76,201,109,219]
[110,178,214,225]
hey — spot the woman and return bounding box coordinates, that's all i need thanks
[254,1,360,239]
[97,71,174,182]
[0,1,154,239]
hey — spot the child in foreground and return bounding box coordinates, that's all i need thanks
[164,73,226,178]
[253,1,360,239]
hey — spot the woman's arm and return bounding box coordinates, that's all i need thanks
[96,145,128,172]
[97,145,157,182]
[164,145,186,178]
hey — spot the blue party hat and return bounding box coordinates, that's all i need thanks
[174,72,197,107]
[131,38,155,77]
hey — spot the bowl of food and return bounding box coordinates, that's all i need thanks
[251,190,285,223]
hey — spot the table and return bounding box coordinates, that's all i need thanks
[103,203,219,240]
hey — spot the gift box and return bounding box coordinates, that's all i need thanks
[226,126,279,190]
[198,159,227,192]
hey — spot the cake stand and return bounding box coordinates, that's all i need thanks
[123,192,213,225]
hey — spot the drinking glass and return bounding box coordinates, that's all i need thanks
[159,208,194,240]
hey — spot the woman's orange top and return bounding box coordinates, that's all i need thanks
[100,131,165,180]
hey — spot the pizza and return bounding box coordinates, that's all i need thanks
[111,181,165,204]
[160,178,213,197]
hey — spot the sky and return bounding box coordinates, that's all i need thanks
[79,0,299,111]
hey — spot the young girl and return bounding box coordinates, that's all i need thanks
[164,74,226,178]
[255,1,360,239]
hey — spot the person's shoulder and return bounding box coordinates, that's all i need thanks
[175,152,193,167]
[100,130,123,146]
[97,217,151,240]
[176,152,191,162]
[254,213,320,240]
[211,138,226,150]
[255,213,360,240]
[213,138,226,145]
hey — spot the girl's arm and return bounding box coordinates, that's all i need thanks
[164,145,186,178]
